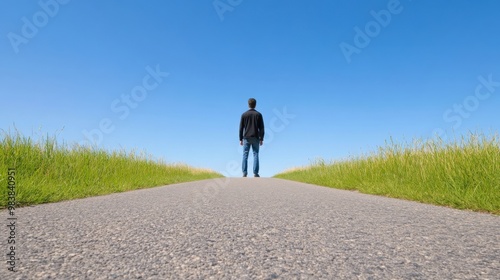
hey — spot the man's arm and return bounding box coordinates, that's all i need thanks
[258,113,265,145]
[239,115,244,143]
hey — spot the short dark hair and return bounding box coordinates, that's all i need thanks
[248,98,257,109]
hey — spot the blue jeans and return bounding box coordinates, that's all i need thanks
[242,138,260,175]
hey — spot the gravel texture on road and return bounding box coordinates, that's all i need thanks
[2,178,499,279]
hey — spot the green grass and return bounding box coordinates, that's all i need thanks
[275,132,500,214]
[0,131,222,208]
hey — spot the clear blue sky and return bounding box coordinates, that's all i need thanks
[1,0,499,177]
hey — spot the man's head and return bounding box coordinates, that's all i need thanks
[248,98,257,109]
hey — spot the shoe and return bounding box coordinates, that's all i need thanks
[243,174,247,177]
[254,174,260,177]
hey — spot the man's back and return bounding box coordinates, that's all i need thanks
[240,109,265,141]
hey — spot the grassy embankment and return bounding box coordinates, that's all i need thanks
[275,133,500,214]
[0,131,222,208]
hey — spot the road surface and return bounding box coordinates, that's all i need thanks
[2,178,499,279]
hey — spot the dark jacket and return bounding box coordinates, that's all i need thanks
[239,109,265,141]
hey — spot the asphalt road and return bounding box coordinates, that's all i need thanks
[2,178,499,279]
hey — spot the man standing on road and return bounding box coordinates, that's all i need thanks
[239,98,265,177]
